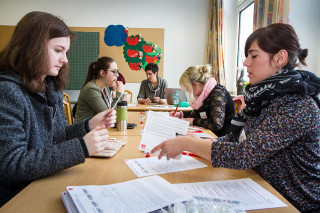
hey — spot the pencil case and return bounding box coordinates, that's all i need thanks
[179,102,189,107]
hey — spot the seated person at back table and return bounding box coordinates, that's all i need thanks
[137,63,168,104]
[170,64,235,137]
[74,57,128,123]
[152,23,320,212]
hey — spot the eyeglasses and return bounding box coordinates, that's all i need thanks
[106,69,119,76]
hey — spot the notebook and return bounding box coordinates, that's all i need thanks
[164,88,188,105]
[93,139,126,157]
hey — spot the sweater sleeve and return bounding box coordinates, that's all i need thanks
[65,118,88,140]
[211,95,318,169]
[159,79,168,99]
[0,85,86,184]
[193,87,226,132]
[137,80,147,100]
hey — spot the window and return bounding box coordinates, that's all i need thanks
[237,1,254,76]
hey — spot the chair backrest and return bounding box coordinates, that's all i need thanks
[124,90,133,103]
[233,95,246,114]
[63,92,73,124]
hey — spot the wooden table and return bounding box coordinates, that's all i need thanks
[128,103,192,112]
[0,134,298,212]
[0,112,299,212]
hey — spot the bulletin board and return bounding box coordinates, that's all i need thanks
[0,25,164,85]
[66,31,99,89]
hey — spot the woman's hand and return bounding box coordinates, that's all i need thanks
[83,125,109,156]
[151,136,213,161]
[88,108,116,130]
[143,98,152,104]
[153,96,160,103]
[115,81,125,93]
[151,136,189,160]
[169,111,183,118]
[181,117,194,125]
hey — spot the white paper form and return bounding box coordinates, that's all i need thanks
[63,176,193,213]
[124,155,208,177]
[139,111,189,152]
[175,178,287,211]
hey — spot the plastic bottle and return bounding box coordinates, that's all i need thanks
[173,91,179,107]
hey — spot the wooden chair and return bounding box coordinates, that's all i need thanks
[233,95,245,114]
[124,90,133,103]
[63,92,73,124]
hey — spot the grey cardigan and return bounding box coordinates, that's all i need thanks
[137,77,168,103]
[0,71,89,207]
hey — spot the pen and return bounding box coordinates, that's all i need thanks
[112,92,124,108]
[182,151,199,157]
[173,104,179,116]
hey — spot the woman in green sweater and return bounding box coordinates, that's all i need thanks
[74,57,124,123]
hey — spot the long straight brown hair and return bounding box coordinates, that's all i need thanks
[0,11,76,93]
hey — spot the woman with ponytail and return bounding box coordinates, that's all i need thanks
[74,57,120,123]
[169,64,235,137]
[152,23,320,212]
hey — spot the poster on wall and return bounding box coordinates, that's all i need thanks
[123,34,162,71]
[104,25,162,71]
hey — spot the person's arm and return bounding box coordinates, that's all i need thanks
[0,86,86,184]
[193,88,226,131]
[182,110,193,118]
[151,136,213,161]
[137,80,147,101]
[158,98,167,104]
[158,78,168,104]
[210,96,313,169]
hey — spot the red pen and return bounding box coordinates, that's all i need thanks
[173,104,179,116]
[182,151,199,157]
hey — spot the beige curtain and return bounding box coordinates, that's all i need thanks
[253,0,290,30]
[206,0,226,87]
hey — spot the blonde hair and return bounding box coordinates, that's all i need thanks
[179,64,213,101]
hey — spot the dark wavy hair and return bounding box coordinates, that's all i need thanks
[245,23,308,69]
[0,11,76,93]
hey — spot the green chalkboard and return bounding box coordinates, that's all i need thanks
[66,31,99,89]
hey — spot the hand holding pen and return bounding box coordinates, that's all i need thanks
[169,105,183,118]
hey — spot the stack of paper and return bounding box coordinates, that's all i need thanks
[139,111,189,152]
[62,175,193,213]
[175,178,287,211]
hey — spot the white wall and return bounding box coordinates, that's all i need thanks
[1,0,319,102]
[0,0,209,103]
[223,0,238,94]
[289,0,320,75]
